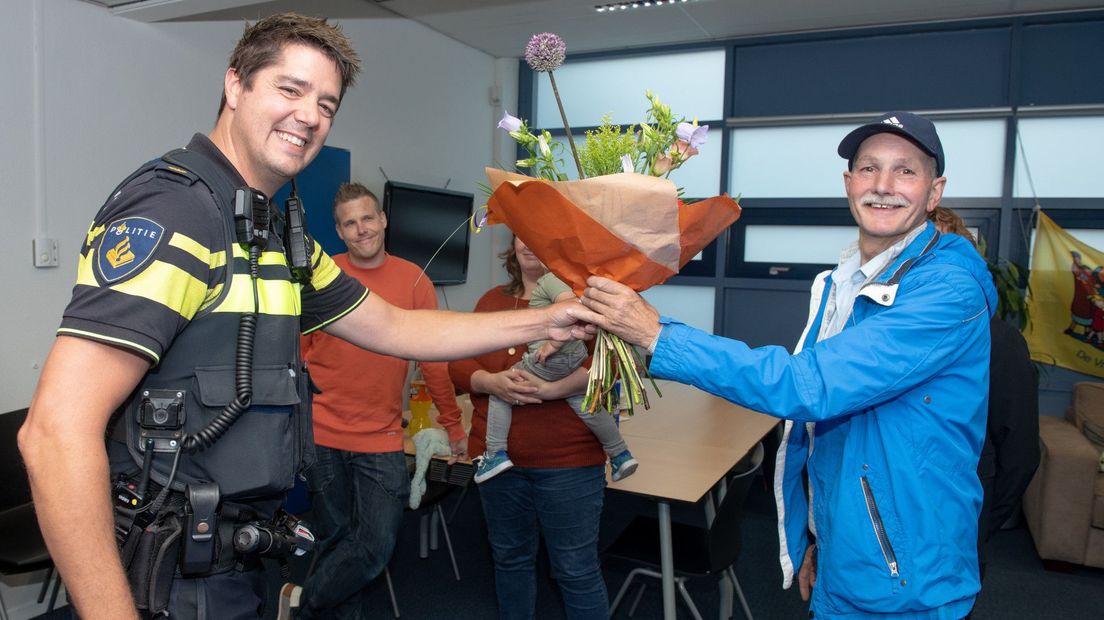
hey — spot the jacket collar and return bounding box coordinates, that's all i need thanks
[859,223,941,307]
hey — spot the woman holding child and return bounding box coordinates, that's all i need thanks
[448,234,609,619]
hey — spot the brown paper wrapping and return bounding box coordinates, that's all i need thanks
[485,167,742,295]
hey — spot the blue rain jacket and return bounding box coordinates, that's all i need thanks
[650,223,996,619]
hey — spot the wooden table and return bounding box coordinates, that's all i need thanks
[609,380,778,620]
[404,384,777,619]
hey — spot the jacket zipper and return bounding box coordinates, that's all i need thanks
[860,476,900,578]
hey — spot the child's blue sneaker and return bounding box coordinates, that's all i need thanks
[610,450,638,482]
[474,450,514,484]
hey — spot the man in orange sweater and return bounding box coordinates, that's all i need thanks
[293,182,466,619]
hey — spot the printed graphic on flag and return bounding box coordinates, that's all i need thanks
[1024,210,1104,378]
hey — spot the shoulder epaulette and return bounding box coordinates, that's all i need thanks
[155,148,202,186]
[160,148,238,213]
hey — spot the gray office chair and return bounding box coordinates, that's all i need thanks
[605,442,764,620]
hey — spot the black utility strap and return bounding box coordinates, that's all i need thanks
[161,148,239,213]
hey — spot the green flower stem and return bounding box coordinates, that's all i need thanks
[547,70,585,179]
[583,329,655,417]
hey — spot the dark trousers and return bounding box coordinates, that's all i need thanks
[166,568,267,619]
[298,446,409,619]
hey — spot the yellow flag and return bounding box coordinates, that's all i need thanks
[1024,210,1104,378]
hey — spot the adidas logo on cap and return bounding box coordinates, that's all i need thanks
[839,111,945,176]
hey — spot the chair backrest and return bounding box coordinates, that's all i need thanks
[0,409,32,512]
[706,442,765,573]
[407,461,472,514]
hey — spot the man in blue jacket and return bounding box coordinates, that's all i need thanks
[577,112,997,619]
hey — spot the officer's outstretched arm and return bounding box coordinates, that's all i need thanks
[19,336,148,620]
[326,291,590,361]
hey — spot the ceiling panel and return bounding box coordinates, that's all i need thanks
[98,0,1104,58]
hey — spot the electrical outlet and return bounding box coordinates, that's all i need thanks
[33,238,59,268]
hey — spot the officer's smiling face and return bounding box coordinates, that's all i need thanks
[222,42,342,195]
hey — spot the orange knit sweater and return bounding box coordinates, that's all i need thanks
[302,253,464,453]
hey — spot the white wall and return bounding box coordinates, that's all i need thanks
[0,2,513,614]
[330,19,518,312]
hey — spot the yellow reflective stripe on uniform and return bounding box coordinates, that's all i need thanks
[56,328,160,364]
[258,250,289,266]
[229,243,289,268]
[211,273,301,315]
[75,248,99,286]
[86,223,106,249]
[199,282,225,312]
[311,247,343,290]
[169,232,226,268]
[111,260,210,319]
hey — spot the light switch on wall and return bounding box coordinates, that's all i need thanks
[33,238,59,268]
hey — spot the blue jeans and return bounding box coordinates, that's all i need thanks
[479,465,609,620]
[299,447,409,619]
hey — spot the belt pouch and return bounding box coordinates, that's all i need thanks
[181,482,220,575]
[127,512,182,615]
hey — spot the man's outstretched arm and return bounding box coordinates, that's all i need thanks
[326,292,590,361]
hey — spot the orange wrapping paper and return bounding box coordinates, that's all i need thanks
[485,168,741,295]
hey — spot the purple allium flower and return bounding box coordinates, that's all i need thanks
[498,110,523,132]
[525,33,566,72]
[676,122,710,149]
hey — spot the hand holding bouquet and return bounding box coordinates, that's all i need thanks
[485,33,741,415]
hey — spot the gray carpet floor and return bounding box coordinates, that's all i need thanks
[35,474,1104,619]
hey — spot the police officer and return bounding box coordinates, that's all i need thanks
[19,13,583,620]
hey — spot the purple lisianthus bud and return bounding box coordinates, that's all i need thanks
[676,122,710,149]
[525,33,566,72]
[498,110,523,133]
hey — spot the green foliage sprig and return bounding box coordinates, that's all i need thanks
[978,235,1031,330]
[501,117,569,182]
[579,115,638,178]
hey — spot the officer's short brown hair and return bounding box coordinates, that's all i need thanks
[218,12,361,115]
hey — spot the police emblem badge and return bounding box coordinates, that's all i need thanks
[96,217,165,283]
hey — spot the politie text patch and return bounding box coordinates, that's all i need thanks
[96,217,166,283]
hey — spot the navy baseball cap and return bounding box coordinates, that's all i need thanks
[838,111,945,177]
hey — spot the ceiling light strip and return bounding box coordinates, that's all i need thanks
[595,0,695,13]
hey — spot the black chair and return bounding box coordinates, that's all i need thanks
[377,458,473,618]
[605,442,764,620]
[410,459,472,578]
[0,408,63,619]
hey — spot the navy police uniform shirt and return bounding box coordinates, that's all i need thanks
[59,134,367,364]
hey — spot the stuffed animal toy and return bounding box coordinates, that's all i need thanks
[409,427,451,509]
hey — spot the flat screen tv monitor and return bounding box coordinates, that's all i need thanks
[382,181,473,285]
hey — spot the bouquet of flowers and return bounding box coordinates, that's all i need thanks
[484,33,742,415]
